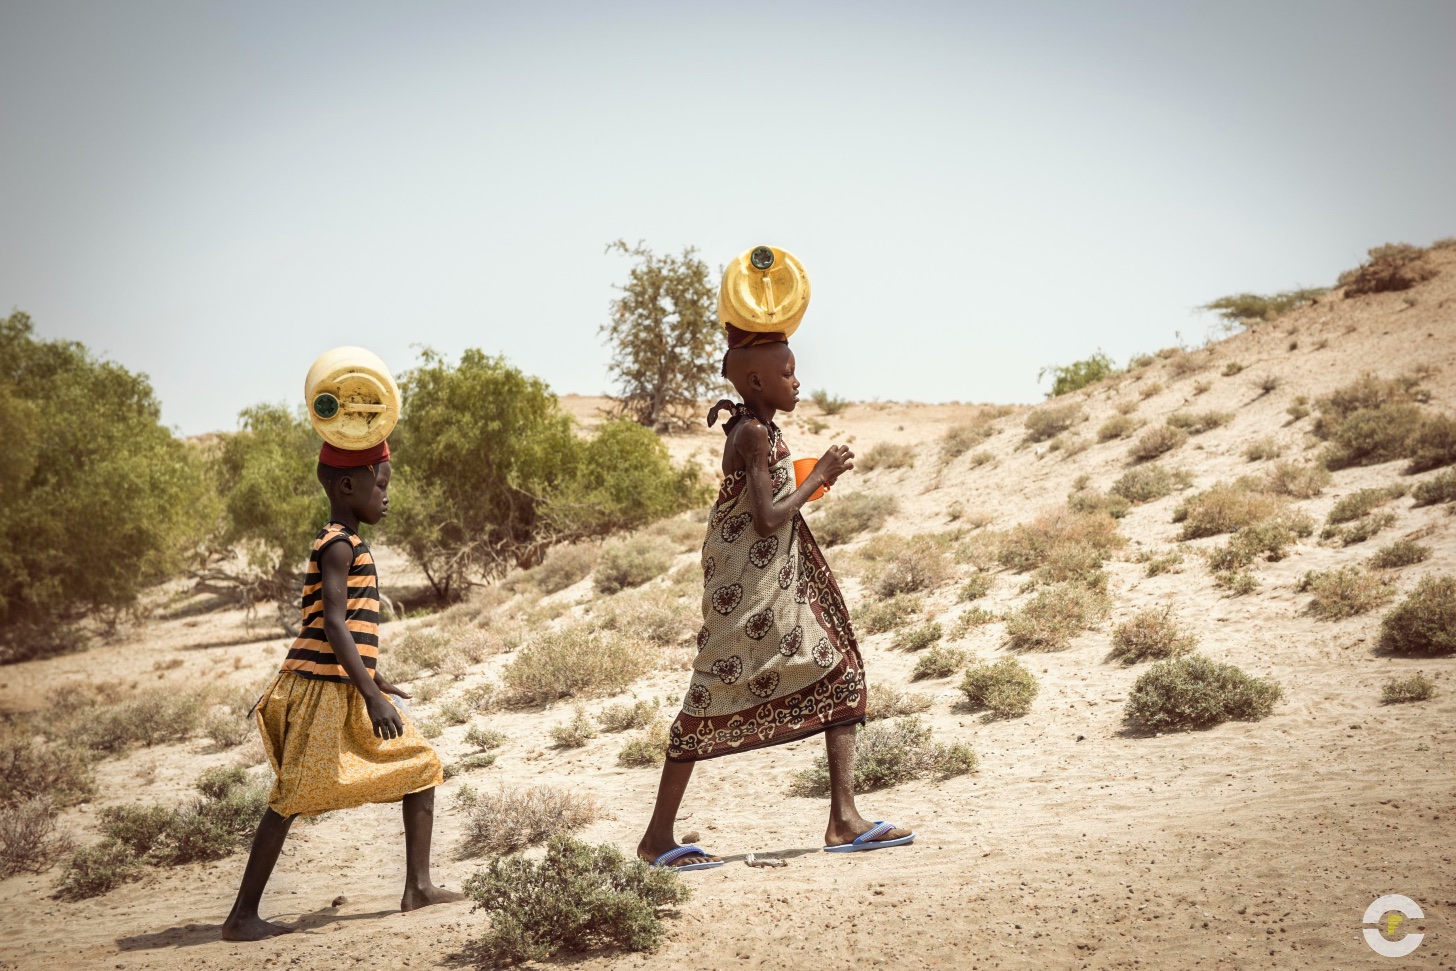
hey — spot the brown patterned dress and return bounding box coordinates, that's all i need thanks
[667,406,867,762]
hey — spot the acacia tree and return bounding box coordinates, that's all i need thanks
[601,240,724,430]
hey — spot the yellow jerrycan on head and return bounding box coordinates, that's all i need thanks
[718,245,811,337]
[304,346,401,450]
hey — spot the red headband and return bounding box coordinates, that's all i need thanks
[320,439,390,469]
[724,323,788,350]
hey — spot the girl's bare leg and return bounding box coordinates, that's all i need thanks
[401,787,465,911]
[637,758,720,866]
[823,723,913,847]
[222,808,297,941]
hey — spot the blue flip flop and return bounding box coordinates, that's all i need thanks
[823,821,916,853]
[652,845,725,871]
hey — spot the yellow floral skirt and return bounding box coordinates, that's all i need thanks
[254,671,444,818]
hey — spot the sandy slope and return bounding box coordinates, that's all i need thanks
[3,249,1456,971]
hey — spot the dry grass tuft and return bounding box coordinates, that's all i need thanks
[457,786,599,858]
[865,683,933,721]
[616,721,670,767]
[597,699,658,733]
[1166,411,1233,435]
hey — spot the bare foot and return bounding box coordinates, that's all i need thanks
[220,915,295,941]
[400,884,467,912]
[824,818,914,849]
[636,839,721,868]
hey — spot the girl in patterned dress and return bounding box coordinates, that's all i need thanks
[221,441,463,941]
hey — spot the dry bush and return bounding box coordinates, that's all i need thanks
[1124,654,1282,730]
[1166,351,1210,378]
[859,442,916,472]
[1412,469,1456,507]
[1328,486,1405,524]
[1048,432,1089,457]
[1115,398,1139,415]
[594,536,672,595]
[66,688,206,754]
[532,543,602,594]
[503,627,651,706]
[1193,379,1212,395]
[892,622,943,652]
[1214,569,1260,596]
[1174,481,1310,540]
[941,420,996,461]
[1323,511,1397,546]
[865,684,933,721]
[809,389,850,415]
[1245,437,1281,461]
[391,627,460,681]
[1311,372,1428,470]
[958,658,1038,717]
[811,492,898,546]
[1382,673,1437,704]
[1338,243,1437,296]
[1408,413,1456,474]
[1369,539,1432,569]
[1004,582,1110,651]
[647,513,708,554]
[596,590,696,649]
[203,689,258,750]
[462,835,690,966]
[0,798,73,876]
[859,533,953,596]
[1287,397,1311,422]
[1379,575,1456,655]
[1109,608,1197,663]
[597,699,658,733]
[464,725,508,751]
[1128,425,1188,462]
[457,786,599,858]
[1206,522,1302,572]
[1030,543,1110,593]
[950,607,997,639]
[1110,465,1192,504]
[616,721,670,767]
[997,508,1126,573]
[1128,353,1155,370]
[911,644,967,681]
[1166,411,1233,435]
[1097,414,1140,442]
[1137,548,1185,577]
[958,573,993,601]
[1067,487,1130,520]
[1138,381,1165,400]
[0,736,94,807]
[856,594,922,635]
[1298,566,1397,620]
[1221,362,1245,377]
[1263,460,1332,498]
[790,717,974,796]
[1023,403,1083,443]
[548,705,597,748]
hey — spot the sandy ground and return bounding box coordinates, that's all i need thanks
[3,249,1456,970]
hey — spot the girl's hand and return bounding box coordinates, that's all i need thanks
[365,691,404,740]
[373,672,410,699]
[816,444,855,487]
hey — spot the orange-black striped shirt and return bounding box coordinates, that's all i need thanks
[280,523,380,682]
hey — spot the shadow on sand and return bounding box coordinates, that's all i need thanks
[115,904,395,952]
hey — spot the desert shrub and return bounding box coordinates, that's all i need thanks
[1128,425,1188,462]
[950,607,998,639]
[958,658,1038,717]
[1407,413,1456,473]
[1039,350,1118,397]
[1030,543,1110,592]
[1287,397,1310,421]
[859,442,916,472]
[203,693,257,749]
[892,622,943,652]
[548,705,597,748]
[997,508,1126,574]
[594,536,672,595]
[0,313,212,662]
[1110,465,1191,504]
[958,573,993,601]
[1328,486,1404,524]
[811,492,898,546]
[968,450,995,468]
[532,543,601,594]
[1193,379,1212,395]
[1338,243,1437,296]
[1067,487,1130,520]
[1097,414,1140,442]
[0,736,94,807]
[1214,569,1260,596]
[790,717,974,796]
[1221,362,1245,377]
[856,594,922,635]
[1109,608,1197,663]
[865,684,933,721]
[1369,539,1432,569]
[1324,511,1398,546]
[464,725,508,752]
[911,644,966,681]
[194,765,248,801]
[1166,351,1210,378]
[1299,566,1397,620]
[1048,431,1089,457]
[1263,460,1332,498]
[1309,372,1428,470]
[595,590,695,649]
[940,419,996,461]
[1137,548,1184,577]
[1174,482,1287,540]
[1166,411,1233,435]
[860,533,953,596]
[458,786,599,858]
[1245,437,1281,461]
[392,628,459,680]
[1128,353,1155,370]
[1412,469,1456,507]
[53,840,142,900]
[1023,403,1083,443]
[616,721,670,767]
[1379,576,1456,655]
[809,389,850,415]
[503,627,651,705]
[0,798,73,876]
[1206,522,1301,572]
[67,689,205,754]
[1201,289,1326,326]
[462,835,689,966]
[443,753,499,780]
[1124,654,1282,730]
[1115,398,1139,415]
[596,700,657,733]
[1004,582,1109,651]
[1382,673,1436,704]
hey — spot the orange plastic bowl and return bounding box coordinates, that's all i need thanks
[794,458,829,501]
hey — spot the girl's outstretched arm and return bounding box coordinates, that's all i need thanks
[733,421,855,538]
[319,540,403,739]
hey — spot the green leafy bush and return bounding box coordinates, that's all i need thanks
[811,492,898,546]
[1124,654,1282,730]
[1412,469,1456,507]
[1379,576,1456,655]
[790,717,974,795]
[1407,413,1456,473]
[1109,608,1197,663]
[0,312,211,662]
[462,835,689,966]
[958,658,1038,717]
[1038,350,1118,397]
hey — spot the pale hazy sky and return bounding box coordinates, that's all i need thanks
[2,1,1453,435]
